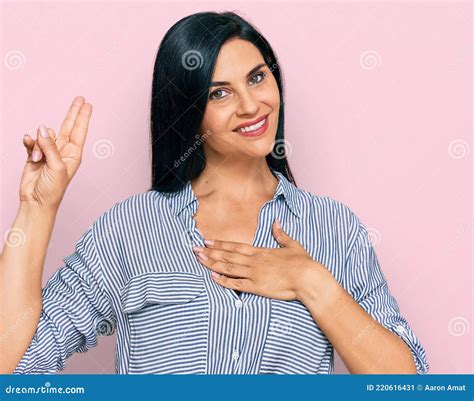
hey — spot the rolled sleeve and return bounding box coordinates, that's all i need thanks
[344,220,430,374]
[13,225,116,374]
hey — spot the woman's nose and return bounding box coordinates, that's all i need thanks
[236,90,259,116]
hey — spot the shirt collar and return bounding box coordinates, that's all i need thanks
[166,169,301,218]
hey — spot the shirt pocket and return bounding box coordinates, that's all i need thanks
[120,272,209,374]
[259,300,332,374]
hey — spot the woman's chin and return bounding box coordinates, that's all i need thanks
[235,135,278,158]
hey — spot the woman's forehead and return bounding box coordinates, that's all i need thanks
[212,39,265,80]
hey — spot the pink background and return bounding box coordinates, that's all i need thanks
[1,1,472,374]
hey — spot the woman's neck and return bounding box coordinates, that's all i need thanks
[190,160,278,205]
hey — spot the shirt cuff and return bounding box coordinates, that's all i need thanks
[389,323,430,374]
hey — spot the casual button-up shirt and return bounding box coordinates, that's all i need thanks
[13,170,430,374]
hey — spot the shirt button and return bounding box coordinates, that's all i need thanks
[235,300,243,308]
[232,350,239,360]
[395,325,406,334]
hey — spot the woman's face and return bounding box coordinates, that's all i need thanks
[199,38,280,160]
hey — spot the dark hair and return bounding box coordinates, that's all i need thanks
[149,11,297,193]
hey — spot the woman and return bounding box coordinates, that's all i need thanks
[1,11,429,375]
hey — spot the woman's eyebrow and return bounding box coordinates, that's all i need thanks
[209,63,267,87]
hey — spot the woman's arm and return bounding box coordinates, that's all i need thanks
[296,218,429,375]
[0,204,58,373]
[0,96,94,373]
[194,213,429,374]
[10,222,117,375]
[297,266,417,374]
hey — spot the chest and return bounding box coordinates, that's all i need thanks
[193,203,263,297]
[193,203,261,246]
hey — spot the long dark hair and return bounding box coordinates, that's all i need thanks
[149,11,297,193]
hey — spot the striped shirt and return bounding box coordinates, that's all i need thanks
[13,169,429,374]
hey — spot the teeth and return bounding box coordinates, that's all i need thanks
[237,117,266,133]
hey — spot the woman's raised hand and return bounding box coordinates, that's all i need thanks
[19,96,93,210]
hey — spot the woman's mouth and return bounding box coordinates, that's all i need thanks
[233,114,270,138]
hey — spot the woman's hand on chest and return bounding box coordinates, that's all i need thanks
[192,218,329,301]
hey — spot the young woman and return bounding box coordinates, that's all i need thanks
[1,11,429,375]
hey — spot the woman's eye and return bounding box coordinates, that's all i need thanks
[208,89,228,100]
[208,72,266,100]
[249,71,266,85]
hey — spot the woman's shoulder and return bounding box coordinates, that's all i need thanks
[89,190,168,233]
[295,188,366,253]
[295,187,361,228]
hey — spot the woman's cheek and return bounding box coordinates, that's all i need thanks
[267,84,281,104]
[206,107,234,134]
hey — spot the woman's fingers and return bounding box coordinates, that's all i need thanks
[35,125,63,169]
[28,127,56,162]
[70,102,93,149]
[57,96,85,146]
[30,130,43,162]
[23,95,89,166]
[23,135,34,159]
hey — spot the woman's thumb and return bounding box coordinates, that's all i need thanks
[36,124,62,168]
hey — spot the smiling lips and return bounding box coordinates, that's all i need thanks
[233,114,270,137]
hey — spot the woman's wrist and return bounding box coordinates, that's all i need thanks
[295,261,343,315]
[19,200,60,218]
[4,201,59,262]
[0,201,58,311]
